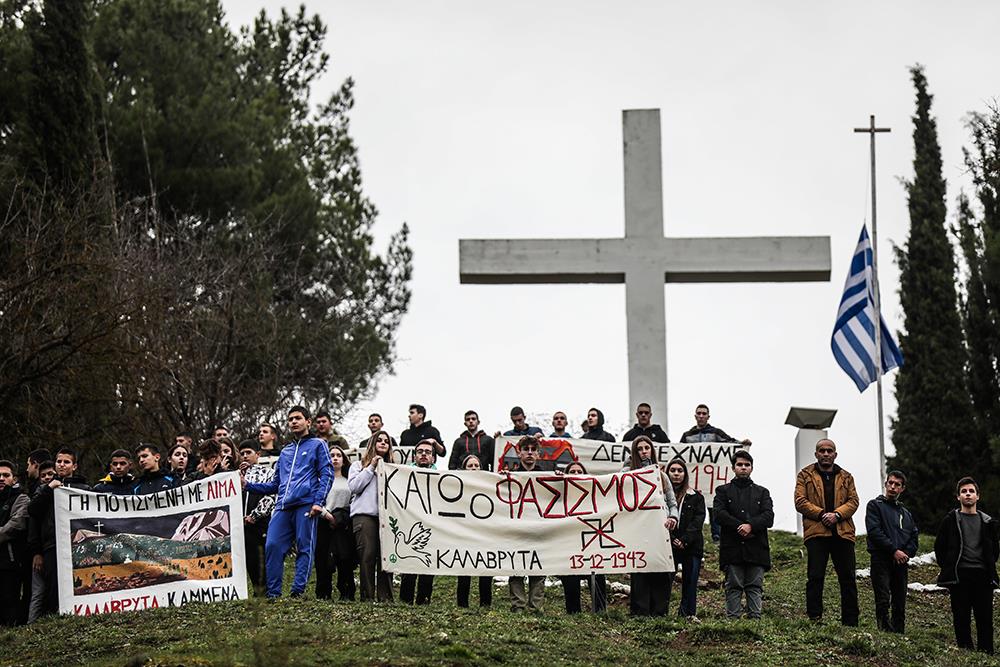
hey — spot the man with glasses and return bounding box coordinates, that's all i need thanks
[621,402,669,443]
[865,470,918,633]
[507,436,546,611]
[399,439,438,604]
[549,411,572,438]
[793,439,860,626]
[681,404,751,542]
[449,410,495,471]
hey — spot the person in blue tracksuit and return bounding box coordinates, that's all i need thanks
[242,405,334,598]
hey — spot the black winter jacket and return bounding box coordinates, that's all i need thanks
[673,489,706,559]
[448,431,495,471]
[713,477,773,570]
[934,509,999,588]
[865,495,918,558]
[132,469,180,495]
[0,486,29,570]
[93,474,136,495]
[400,421,445,455]
[27,475,90,553]
[622,424,670,443]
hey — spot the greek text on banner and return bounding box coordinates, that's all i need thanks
[55,472,248,616]
[494,436,744,501]
[378,463,674,576]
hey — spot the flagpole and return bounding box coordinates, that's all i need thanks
[854,115,890,484]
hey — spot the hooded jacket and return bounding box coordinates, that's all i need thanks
[713,477,774,570]
[581,409,615,442]
[622,423,670,443]
[865,494,918,558]
[794,463,859,542]
[27,474,90,553]
[935,509,999,588]
[246,436,333,511]
[448,430,495,471]
[93,473,136,496]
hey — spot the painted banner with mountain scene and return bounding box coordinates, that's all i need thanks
[55,472,248,615]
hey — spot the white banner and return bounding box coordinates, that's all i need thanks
[494,437,745,501]
[55,472,248,616]
[378,463,674,576]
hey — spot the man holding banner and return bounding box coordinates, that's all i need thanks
[242,406,333,598]
[506,436,547,612]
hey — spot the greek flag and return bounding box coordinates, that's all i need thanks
[831,224,903,391]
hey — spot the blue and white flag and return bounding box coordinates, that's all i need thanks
[831,225,903,392]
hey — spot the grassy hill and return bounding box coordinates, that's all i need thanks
[2,530,998,666]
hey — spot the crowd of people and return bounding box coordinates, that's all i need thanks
[0,402,995,655]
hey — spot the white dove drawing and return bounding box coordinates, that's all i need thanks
[393,521,432,566]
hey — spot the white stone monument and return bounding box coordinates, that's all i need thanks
[459,109,831,430]
[785,406,838,536]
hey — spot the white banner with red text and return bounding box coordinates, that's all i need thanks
[55,472,248,616]
[377,463,674,576]
[494,436,746,502]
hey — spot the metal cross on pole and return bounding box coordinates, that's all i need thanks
[853,114,891,482]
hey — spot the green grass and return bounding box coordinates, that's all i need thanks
[2,530,998,666]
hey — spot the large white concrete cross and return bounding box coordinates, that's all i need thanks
[459,109,830,431]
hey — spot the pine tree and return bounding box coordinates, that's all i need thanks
[888,66,973,527]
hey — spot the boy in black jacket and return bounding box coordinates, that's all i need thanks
[713,450,773,620]
[865,470,918,633]
[935,476,998,655]
[27,448,89,616]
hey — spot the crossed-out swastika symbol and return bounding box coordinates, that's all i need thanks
[577,514,625,550]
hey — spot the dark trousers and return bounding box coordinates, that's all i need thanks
[870,555,907,633]
[667,552,702,617]
[315,526,356,601]
[805,536,858,625]
[315,521,336,599]
[353,515,392,602]
[560,574,607,613]
[399,574,435,605]
[0,569,22,626]
[950,568,995,654]
[457,576,493,608]
[18,560,31,624]
[42,548,58,615]
[630,571,670,616]
[244,524,267,595]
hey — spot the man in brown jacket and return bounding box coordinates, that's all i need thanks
[794,439,860,625]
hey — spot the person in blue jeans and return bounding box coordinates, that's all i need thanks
[241,405,333,598]
[666,457,706,619]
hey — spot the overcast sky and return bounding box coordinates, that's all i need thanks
[223,0,999,530]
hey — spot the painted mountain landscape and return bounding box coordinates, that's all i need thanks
[70,509,233,595]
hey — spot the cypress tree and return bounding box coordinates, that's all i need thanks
[888,66,973,527]
[960,108,1000,507]
[23,0,100,189]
